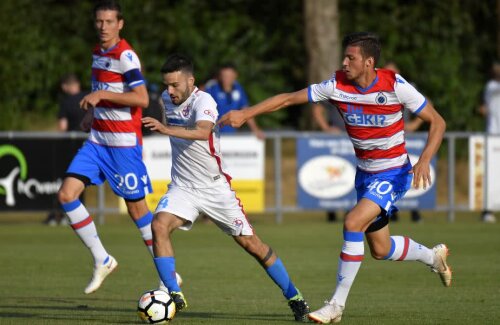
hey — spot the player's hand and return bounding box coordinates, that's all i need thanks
[142,117,168,134]
[409,159,431,189]
[80,91,103,110]
[218,110,246,128]
[80,109,94,132]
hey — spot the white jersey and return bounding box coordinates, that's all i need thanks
[484,79,500,134]
[161,87,229,188]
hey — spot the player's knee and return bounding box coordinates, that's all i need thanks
[344,215,362,231]
[370,246,390,260]
[57,187,76,204]
[151,214,175,238]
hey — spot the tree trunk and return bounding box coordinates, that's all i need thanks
[304,0,340,83]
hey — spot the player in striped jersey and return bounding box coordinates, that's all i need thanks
[219,32,452,323]
[142,54,310,322]
[57,0,155,294]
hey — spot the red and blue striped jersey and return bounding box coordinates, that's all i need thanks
[308,69,427,172]
[89,39,146,147]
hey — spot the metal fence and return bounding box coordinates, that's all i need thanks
[0,131,493,223]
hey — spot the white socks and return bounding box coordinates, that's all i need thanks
[62,200,108,265]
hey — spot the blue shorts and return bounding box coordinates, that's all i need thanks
[66,141,152,201]
[355,163,412,231]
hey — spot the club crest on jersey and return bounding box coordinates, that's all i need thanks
[375,92,388,105]
[93,56,112,70]
[182,104,191,117]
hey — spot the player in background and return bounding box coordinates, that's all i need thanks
[205,63,265,139]
[57,0,155,294]
[142,53,310,322]
[219,32,452,323]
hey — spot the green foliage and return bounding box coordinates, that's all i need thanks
[0,0,496,131]
[339,0,496,131]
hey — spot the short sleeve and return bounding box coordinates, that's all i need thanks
[394,74,427,114]
[195,94,218,124]
[308,74,337,103]
[119,50,145,89]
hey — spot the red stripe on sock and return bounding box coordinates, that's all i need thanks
[144,239,153,246]
[340,252,364,262]
[71,216,93,230]
[398,237,410,261]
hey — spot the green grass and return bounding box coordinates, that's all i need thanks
[0,212,499,324]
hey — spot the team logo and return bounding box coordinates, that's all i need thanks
[182,104,191,117]
[375,92,387,105]
[233,218,244,228]
[231,90,241,102]
[92,56,112,70]
[125,51,133,62]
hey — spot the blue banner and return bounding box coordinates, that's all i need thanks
[296,135,437,210]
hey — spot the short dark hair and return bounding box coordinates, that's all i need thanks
[93,0,123,20]
[218,63,237,72]
[160,53,194,75]
[60,73,80,86]
[342,32,381,65]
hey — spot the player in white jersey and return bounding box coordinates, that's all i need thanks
[219,32,451,323]
[141,54,310,322]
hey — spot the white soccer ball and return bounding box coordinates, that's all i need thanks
[137,289,176,324]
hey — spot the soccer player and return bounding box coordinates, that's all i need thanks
[57,0,155,294]
[205,63,265,139]
[141,53,310,322]
[219,32,452,323]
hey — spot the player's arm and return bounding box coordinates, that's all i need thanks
[80,84,149,110]
[312,103,342,134]
[411,102,446,189]
[219,88,309,128]
[142,117,214,141]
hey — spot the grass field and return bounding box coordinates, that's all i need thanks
[0,212,499,324]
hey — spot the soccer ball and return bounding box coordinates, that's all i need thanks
[137,289,176,324]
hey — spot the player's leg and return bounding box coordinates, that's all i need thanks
[366,222,452,286]
[151,187,199,311]
[58,143,117,294]
[126,198,155,255]
[199,181,309,322]
[152,212,188,311]
[308,198,380,324]
[233,234,310,322]
[58,176,111,267]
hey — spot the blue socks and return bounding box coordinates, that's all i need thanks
[265,258,299,299]
[154,256,181,292]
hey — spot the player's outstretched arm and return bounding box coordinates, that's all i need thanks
[142,117,214,141]
[80,84,149,110]
[219,88,309,128]
[410,102,446,189]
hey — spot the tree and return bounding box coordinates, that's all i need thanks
[305,0,340,83]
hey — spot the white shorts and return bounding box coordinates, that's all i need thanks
[154,182,253,236]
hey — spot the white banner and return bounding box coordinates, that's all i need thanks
[139,135,265,213]
[469,135,500,211]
